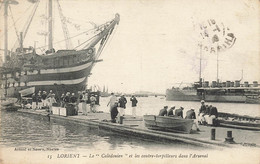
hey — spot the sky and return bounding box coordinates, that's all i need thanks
[0,0,259,93]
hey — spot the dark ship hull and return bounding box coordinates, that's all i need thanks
[1,50,94,97]
[166,81,260,104]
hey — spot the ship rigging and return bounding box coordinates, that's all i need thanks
[0,0,120,98]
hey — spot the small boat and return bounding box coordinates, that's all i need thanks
[216,112,260,131]
[1,98,20,111]
[18,87,35,97]
[143,115,194,133]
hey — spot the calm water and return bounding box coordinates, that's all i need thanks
[1,96,259,151]
[99,96,260,118]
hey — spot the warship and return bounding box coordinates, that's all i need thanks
[0,0,120,98]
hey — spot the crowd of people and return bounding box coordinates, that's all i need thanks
[23,90,99,115]
[25,90,218,129]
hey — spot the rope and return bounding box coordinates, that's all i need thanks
[0,2,34,39]
[89,25,118,72]
[35,25,103,50]
[9,5,20,42]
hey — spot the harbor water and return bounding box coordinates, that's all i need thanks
[1,96,259,152]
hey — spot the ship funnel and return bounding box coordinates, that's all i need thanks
[244,81,249,87]
[235,80,240,87]
[203,81,209,87]
[212,81,217,88]
[230,81,234,87]
[253,81,258,87]
[226,81,231,87]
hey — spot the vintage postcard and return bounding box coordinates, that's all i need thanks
[0,0,259,164]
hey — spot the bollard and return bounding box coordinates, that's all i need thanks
[211,128,216,140]
[119,116,124,124]
[225,131,235,144]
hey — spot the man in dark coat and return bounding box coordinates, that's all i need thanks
[118,95,127,116]
[41,91,47,108]
[159,106,168,116]
[209,106,218,118]
[70,93,77,103]
[130,95,138,118]
[175,107,184,118]
[185,109,196,119]
[199,100,206,115]
[110,101,119,123]
[208,106,218,126]
[32,93,37,110]
[37,92,42,109]
[198,100,207,124]
[167,106,175,116]
[185,108,200,131]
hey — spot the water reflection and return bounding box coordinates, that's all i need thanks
[1,110,203,151]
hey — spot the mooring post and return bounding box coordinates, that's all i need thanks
[119,116,124,124]
[211,128,216,140]
[225,131,235,143]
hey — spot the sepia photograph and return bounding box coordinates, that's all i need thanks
[0,0,259,163]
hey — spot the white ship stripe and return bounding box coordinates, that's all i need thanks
[27,77,86,86]
[40,62,92,74]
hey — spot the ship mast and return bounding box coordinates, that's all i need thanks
[48,0,53,51]
[199,43,202,81]
[216,48,219,83]
[3,0,18,62]
[4,0,8,62]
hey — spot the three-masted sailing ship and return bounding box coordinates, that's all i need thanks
[0,0,120,98]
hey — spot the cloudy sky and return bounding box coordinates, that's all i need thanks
[1,0,259,93]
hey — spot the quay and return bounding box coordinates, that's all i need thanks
[17,109,260,149]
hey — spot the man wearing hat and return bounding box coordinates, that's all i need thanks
[48,93,56,113]
[37,91,42,110]
[159,106,168,116]
[60,93,65,107]
[207,106,218,125]
[82,91,88,115]
[107,92,117,112]
[118,94,127,116]
[175,107,184,118]
[63,92,70,108]
[32,93,37,110]
[130,95,138,118]
[198,100,207,124]
[185,108,200,131]
[41,91,47,108]
[167,106,175,116]
[90,94,97,113]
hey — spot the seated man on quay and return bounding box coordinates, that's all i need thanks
[167,106,175,116]
[205,106,218,126]
[175,107,184,118]
[198,100,207,125]
[185,108,200,131]
[158,106,168,116]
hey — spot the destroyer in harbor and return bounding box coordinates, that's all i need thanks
[166,80,260,104]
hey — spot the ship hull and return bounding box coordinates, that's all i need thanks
[1,59,93,98]
[166,89,259,103]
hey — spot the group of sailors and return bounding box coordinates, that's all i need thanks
[198,100,218,125]
[158,100,219,131]
[107,93,138,123]
[29,90,55,110]
[26,90,99,115]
